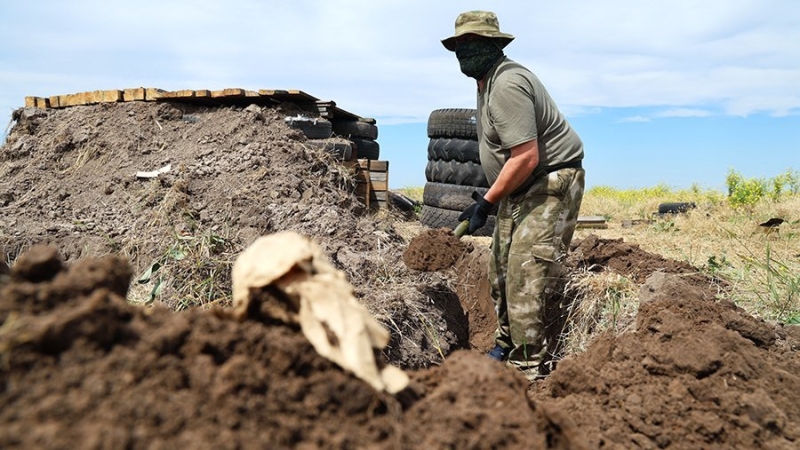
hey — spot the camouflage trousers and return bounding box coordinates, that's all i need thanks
[489,168,585,380]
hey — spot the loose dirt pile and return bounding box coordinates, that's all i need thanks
[2,101,798,449]
[0,245,581,449]
[0,101,462,369]
[402,227,472,271]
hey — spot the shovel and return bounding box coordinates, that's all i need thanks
[453,219,470,238]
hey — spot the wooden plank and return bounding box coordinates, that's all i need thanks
[353,159,388,171]
[145,88,165,101]
[259,89,320,103]
[369,172,387,183]
[371,191,388,201]
[160,90,196,99]
[123,87,146,102]
[57,92,92,107]
[211,88,245,98]
[370,190,388,210]
[316,101,361,121]
[96,89,122,103]
[367,160,388,172]
[369,180,388,191]
[25,96,51,108]
[577,216,608,229]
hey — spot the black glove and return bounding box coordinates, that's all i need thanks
[458,191,495,235]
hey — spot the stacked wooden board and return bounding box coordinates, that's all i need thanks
[24,88,374,124]
[345,160,389,211]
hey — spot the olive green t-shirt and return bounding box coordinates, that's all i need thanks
[477,57,583,191]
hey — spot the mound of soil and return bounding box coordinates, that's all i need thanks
[0,246,582,449]
[453,237,800,448]
[2,101,798,448]
[534,272,800,448]
[0,101,463,370]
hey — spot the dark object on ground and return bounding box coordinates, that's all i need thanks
[759,217,785,228]
[657,202,697,214]
[388,191,419,212]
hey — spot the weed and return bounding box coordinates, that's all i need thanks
[562,271,638,354]
[738,243,800,322]
[131,225,241,309]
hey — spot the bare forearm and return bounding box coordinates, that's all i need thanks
[484,139,539,204]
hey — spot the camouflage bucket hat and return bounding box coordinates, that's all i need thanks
[441,10,515,52]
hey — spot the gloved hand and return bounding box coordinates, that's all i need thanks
[458,191,495,235]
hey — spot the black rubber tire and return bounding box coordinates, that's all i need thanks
[389,191,419,212]
[286,117,333,139]
[427,138,480,164]
[332,120,378,140]
[425,159,488,187]
[427,108,478,140]
[423,182,488,211]
[350,137,380,160]
[420,205,495,237]
[658,202,697,214]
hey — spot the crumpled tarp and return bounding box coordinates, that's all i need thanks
[231,231,409,394]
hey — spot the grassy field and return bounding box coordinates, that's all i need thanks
[398,179,800,353]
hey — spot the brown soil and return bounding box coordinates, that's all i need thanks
[402,227,472,271]
[1,101,798,449]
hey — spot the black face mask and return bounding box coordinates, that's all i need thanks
[455,38,504,80]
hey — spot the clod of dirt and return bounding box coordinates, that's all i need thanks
[403,227,472,271]
[9,245,63,282]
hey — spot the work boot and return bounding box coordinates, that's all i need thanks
[487,344,509,362]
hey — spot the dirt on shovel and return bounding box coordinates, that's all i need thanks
[403,227,473,271]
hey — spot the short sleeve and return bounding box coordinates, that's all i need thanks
[487,72,538,149]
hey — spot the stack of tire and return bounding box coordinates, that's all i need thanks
[332,119,380,160]
[286,115,380,160]
[421,108,495,236]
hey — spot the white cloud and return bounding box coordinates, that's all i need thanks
[656,108,713,118]
[619,116,651,123]
[0,0,798,123]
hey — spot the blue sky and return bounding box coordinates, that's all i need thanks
[1,1,798,191]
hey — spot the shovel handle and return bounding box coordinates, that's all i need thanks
[453,220,470,238]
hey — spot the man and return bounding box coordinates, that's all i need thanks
[442,11,585,381]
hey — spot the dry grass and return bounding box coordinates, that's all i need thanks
[570,191,800,340]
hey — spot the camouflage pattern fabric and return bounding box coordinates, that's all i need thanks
[488,167,585,381]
